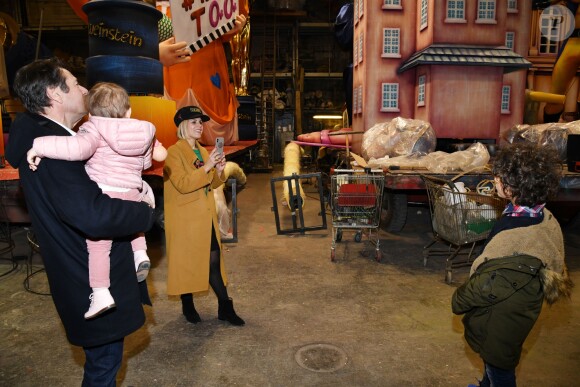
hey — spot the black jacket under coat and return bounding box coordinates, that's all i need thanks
[6,112,155,347]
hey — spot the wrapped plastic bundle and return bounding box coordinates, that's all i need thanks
[367,153,425,170]
[362,117,436,160]
[368,142,490,174]
[503,120,580,160]
[423,143,490,173]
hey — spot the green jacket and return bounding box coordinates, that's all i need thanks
[452,254,544,369]
[452,209,572,369]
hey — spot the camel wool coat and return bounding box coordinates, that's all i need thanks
[164,139,228,295]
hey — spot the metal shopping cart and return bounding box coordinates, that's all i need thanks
[422,175,506,283]
[330,169,385,262]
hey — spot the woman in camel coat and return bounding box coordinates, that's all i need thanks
[163,105,244,326]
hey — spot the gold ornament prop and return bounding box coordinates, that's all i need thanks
[0,12,20,50]
[231,17,251,96]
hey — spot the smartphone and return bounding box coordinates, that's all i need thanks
[215,137,224,157]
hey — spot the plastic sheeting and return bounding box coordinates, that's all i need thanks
[362,117,436,160]
[368,143,490,174]
[503,120,580,161]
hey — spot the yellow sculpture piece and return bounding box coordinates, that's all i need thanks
[283,142,305,210]
[544,0,580,122]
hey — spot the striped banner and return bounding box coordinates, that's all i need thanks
[169,0,239,53]
[189,19,235,53]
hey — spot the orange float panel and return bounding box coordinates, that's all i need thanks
[129,96,177,170]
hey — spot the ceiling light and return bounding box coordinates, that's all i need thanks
[312,115,342,120]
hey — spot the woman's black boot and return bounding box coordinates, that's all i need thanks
[218,298,245,326]
[181,293,201,324]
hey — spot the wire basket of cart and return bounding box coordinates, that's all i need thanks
[330,168,385,262]
[422,174,506,283]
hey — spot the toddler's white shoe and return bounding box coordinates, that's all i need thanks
[84,289,116,320]
[134,250,151,282]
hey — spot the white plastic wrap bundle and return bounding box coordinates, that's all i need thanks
[362,117,436,160]
[503,120,580,161]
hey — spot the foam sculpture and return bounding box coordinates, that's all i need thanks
[224,161,247,185]
[282,142,305,210]
[213,161,246,239]
[213,185,232,239]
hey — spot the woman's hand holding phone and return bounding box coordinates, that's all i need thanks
[204,147,225,173]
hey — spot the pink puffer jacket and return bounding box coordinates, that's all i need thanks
[32,116,157,190]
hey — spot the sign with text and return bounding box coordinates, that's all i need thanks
[169,0,239,53]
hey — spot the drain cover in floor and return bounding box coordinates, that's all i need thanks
[295,343,348,373]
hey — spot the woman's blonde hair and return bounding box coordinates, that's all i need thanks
[177,120,189,140]
[88,82,130,118]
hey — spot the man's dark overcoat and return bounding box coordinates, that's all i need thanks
[6,112,155,347]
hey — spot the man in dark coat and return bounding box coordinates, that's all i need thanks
[5,58,155,386]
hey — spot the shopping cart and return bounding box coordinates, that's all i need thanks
[422,175,506,283]
[330,169,385,262]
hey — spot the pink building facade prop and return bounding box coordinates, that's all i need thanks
[351,0,531,152]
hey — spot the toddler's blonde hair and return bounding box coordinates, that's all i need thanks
[88,82,130,118]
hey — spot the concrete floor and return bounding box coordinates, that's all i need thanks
[1,171,579,386]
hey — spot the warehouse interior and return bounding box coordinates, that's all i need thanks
[1,1,580,386]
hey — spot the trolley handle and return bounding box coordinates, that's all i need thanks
[420,174,463,191]
[333,168,384,174]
